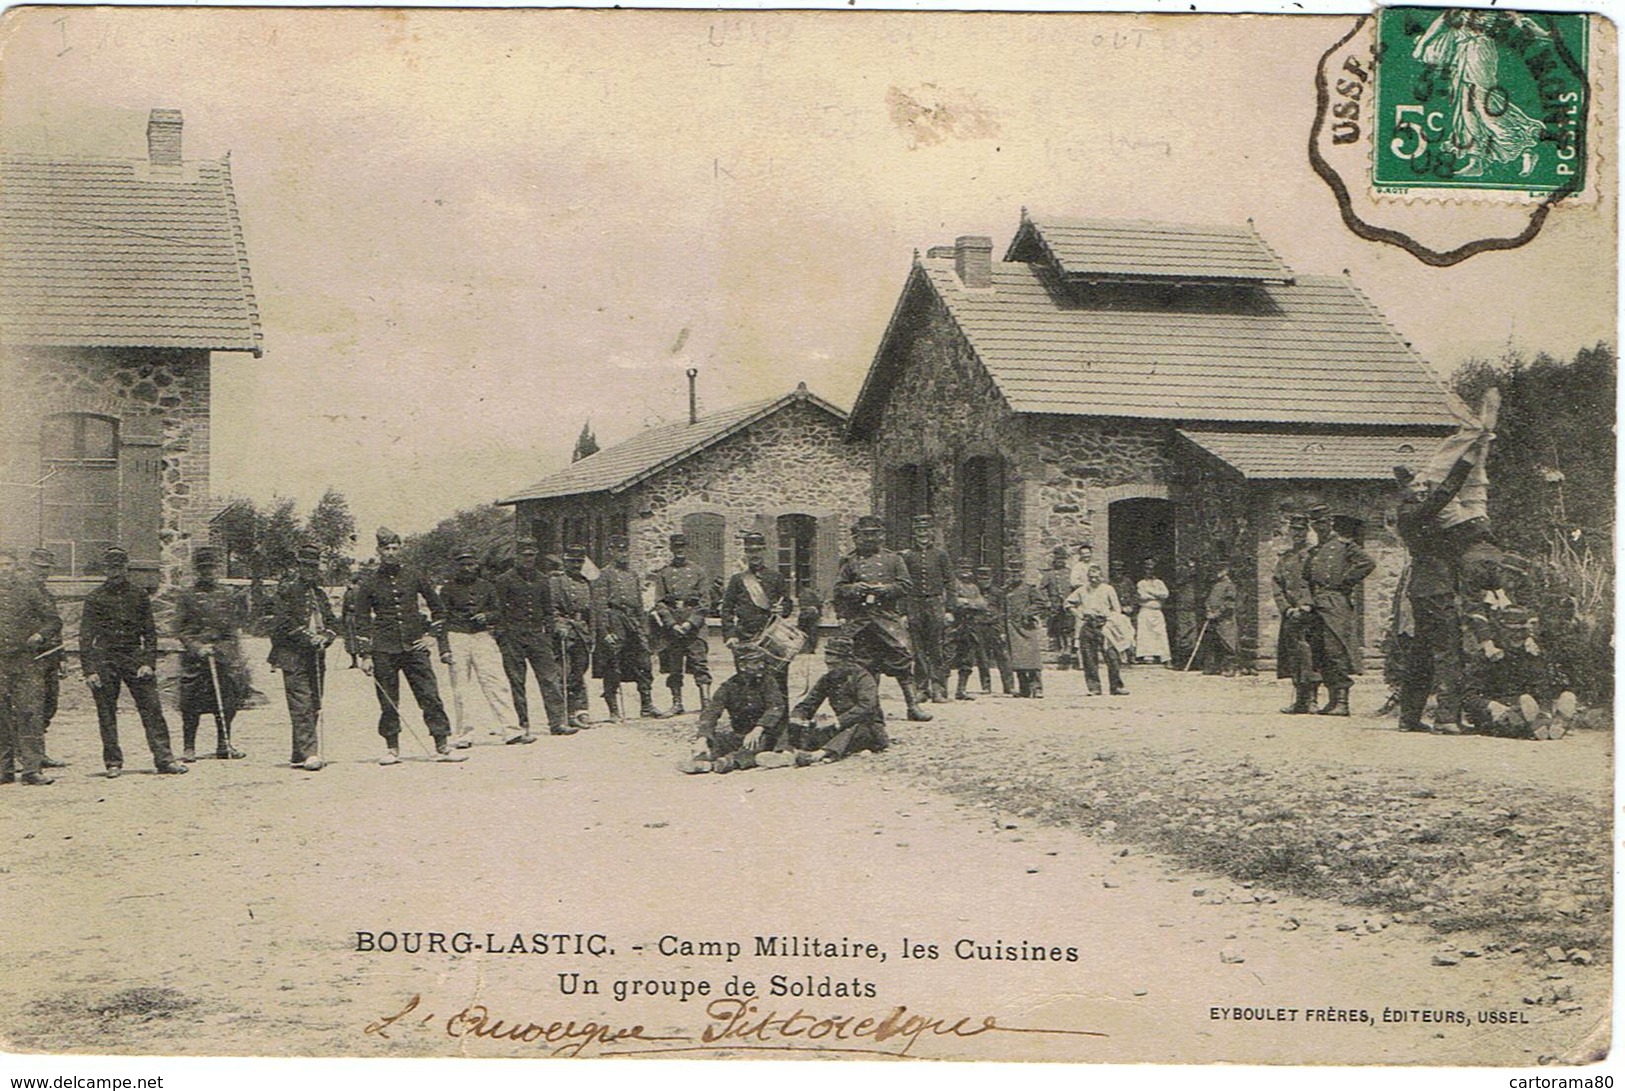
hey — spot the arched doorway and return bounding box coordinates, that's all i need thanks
[1108,496,1175,586]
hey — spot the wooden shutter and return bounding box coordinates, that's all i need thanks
[118,413,164,568]
[814,515,839,604]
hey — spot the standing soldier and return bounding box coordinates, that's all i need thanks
[1304,506,1377,716]
[1168,558,1202,669]
[495,538,574,737]
[1,546,62,785]
[1003,559,1045,698]
[340,574,362,669]
[26,548,67,768]
[719,531,794,697]
[440,547,533,747]
[592,534,664,721]
[947,558,989,701]
[1272,514,1321,714]
[354,526,462,764]
[551,545,596,729]
[174,546,249,761]
[1039,547,1076,669]
[268,543,336,770]
[80,545,186,777]
[1202,560,1240,676]
[901,514,954,703]
[836,514,931,721]
[974,563,1015,696]
[650,532,712,713]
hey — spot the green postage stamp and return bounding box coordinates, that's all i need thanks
[1373,8,1589,195]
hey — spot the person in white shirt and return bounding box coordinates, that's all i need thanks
[1134,559,1172,664]
[1065,565,1129,697]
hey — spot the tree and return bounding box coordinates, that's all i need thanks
[572,421,600,463]
[305,487,357,583]
[213,499,260,578]
[401,505,516,580]
[260,496,303,580]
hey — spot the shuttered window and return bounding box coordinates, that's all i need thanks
[682,512,726,594]
[776,513,818,594]
[41,413,121,576]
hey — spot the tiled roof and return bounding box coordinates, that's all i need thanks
[1178,430,1438,480]
[0,154,262,352]
[1007,216,1294,283]
[849,240,1457,433]
[499,385,847,504]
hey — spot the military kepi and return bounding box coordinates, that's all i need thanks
[194,546,219,565]
[297,542,322,563]
[742,531,767,548]
[29,547,55,565]
[376,525,402,547]
[103,545,129,564]
[852,514,885,533]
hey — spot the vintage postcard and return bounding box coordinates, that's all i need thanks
[0,4,1615,1085]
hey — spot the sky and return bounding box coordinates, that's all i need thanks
[0,7,1615,538]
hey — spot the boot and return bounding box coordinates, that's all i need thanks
[978,668,992,694]
[669,686,685,716]
[639,687,667,719]
[697,682,711,709]
[1317,686,1350,717]
[1032,674,1045,699]
[1280,683,1315,715]
[901,679,933,721]
[604,690,624,723]
[955,671,975,700]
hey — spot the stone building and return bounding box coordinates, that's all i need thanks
[847,213,1458,668]
[0,109,262,595]
[499,383,872,601]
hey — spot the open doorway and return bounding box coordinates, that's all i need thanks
[1108,496,1175,586]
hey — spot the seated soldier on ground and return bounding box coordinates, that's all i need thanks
[784,631,891,766]
[678,644,788,774]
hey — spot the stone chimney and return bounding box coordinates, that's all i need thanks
[954,235,993,289]
[147,108,183,167]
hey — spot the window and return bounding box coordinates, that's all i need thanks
[887,464,935,549]
[682,512,726,595]
[776,513,817,594]
[958,456,1005,574]
[41,414,119,576]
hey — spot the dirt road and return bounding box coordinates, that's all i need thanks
[0,645,1608,1065]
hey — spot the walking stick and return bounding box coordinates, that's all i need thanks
[1183,618,1211,673]
[313,646,327,767]
[206,649,233,754]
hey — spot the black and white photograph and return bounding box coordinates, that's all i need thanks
[0,4,1615,1084]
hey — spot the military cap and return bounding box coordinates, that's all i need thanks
[851,514,886,533]
[956,556,975,568]
[515,537,540,555]
[454,548,477,562]
[1392,464,1418,485]
[1306,504,1331,519]
[824,631,856,659]
[193,546,220,565]
[1076,541,1094,552]
[1051,545,1070,559]
[376,526,402,547]
[668,533,688,548]
[103,545,130,564]
[296,542,322,563]
[975,563,993,575]
[29,547,56,566]
[542,553,562,571]
[1005,557,1026,572]
[564,543,588,560]
[733,642,769,664]
[911,514,935,528]
[607,534,629,549]
[1332,512,1365,527]
[742,531,768,548]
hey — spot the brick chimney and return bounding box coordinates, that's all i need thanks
[147,108,183,167]
[955,235,993,289]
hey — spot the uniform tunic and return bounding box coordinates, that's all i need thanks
[948,576,989,671]
[592,564,653,689]
[1396,455,1477,727]
[1271,548,1319,684]
[353,563,451,740]
[268,574,336,762]
[0,574,61,777]
[1002,582,1044,672]
[720,568,792,644]
[833,549,913,679]
[903,546,953,690]
[650,560,712,686]
[1305,536,1376,686]
[174,580,251,720]
[551,570,595,713]
[81,577,175,768]
[791,661,889,759]
[695,670,787,762]
[494,567,567,731]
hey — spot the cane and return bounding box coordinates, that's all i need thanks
[370,671,434,756]
[206,649,232,754]
[1183,618,1211,673]
[313,645,328,766]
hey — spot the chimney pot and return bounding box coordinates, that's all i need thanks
[686,367,698,425]
[955,235,993,289]
[147,108,183,167]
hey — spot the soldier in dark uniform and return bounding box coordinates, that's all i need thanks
[947,558,989,701]
[80,545,186,777]
[1271,514,1321,714]
[26,548,67,768]
[1003,559,1046,698]
[340,575,362,669]
[1393,440,1485,734]
[835,514,931,722]
[174,546,249,761]
[268,543,337,769]
[975,564,1015,695]
[787,630,889,764]
[0,546,62,785]
[650,532,712,714]
[354,526,462,764]
[719,531,794,699]
[1038,546,1076,669]
[1202,561,1239,677]
[902,514,954,702]
[1304,506,1376,716]
[1169,557,1202,669]
[551,545,595,728]
[677,643,788,774]
[494,537,574,736]
[592,534,663,721]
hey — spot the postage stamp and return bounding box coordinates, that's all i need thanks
[1371,8,1591,196]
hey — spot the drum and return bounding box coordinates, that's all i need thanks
[750,616,807,665]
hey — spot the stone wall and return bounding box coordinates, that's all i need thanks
[1032,416,1170,566]
[0,346,213,595]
